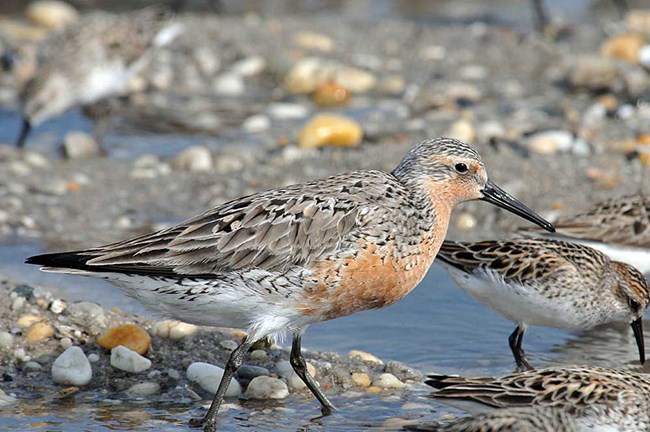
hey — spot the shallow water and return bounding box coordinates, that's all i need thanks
[1,242,647,431]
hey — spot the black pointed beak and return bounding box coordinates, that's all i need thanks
[480,180,555,233]
[631,317,645,365]
[16,118,31,148]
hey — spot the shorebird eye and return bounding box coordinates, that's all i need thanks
[454,163,469,173]
[629,298,641,312]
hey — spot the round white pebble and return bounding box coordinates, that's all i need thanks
[186,362,241,398]
[245,376,289,400]
[59,337,73,350]
[372,373,406,389]
[51,346,92,386]
[249,349,267,360]
[0,332,13,349]
[110,345,151,373]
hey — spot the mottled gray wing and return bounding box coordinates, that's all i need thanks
[520,194,650,248]
[76,172,388,275]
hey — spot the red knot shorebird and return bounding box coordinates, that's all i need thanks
[14,7,182,148]
[26,137,553,431]
[436,238,649,371]
[425,365,650,431]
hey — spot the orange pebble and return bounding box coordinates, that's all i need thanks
[97,323,151,355]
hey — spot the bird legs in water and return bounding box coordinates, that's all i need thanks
[190,332,335,432]
[509,325,534,372]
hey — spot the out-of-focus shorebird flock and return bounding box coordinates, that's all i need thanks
[2,0,650,431]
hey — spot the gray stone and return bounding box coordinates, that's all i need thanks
[51,346,92,386]
[237,365,270,380]
[62,131,100,159]
[110,346,151,373]
[186,362,241,397]
[384,361,423,383]
[245,376,289,400]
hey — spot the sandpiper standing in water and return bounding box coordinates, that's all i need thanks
[426,365,650,431]
[15,7,183,148]
[436,238,649,370]
[26,138,553,431]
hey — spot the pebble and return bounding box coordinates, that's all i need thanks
[276,360,316,379]
[366,386,382,393]
[312,82,351,107]
[97,324,151,355]
[348,350,383,365]
[87,353,100,363]
[245,376,289,400]
[285,57,376,94]
[26,322,54,343]
[445,119,476,143]
[293,32,335,52]
[638,45,650,69]
[212,73,245,97]
[237,365,270,380]
[384,361,423,382]
[23,151,50,169]
[24,361,42,372]
[0,389,17,407]
[230,55,266,77]
[17,314,41,329]
[600,32,646,64]
[267,102,309,120]
[51,346,92,386]
[11,297,26,312]
[110,345,151,373]
[131,154,171,179]
[219,340,239,351]
[125,382,161,397]
[249,349,267,360]
[152,320,198,340]
[372,373,406,389]
[62,131,100,159]
[14,348,30,362]
[171,145,214,173]
[527,130,574,154]
[66,302,107,333]
[351,372,371,387]
[186,362,241,397]
[26,0,79,29]
[167,368,180,380]
[298,114,363,149]
[0,332,13,349]
[49,299,67,314]
[242,114,271,133]
[570,56,620,90]
[59,337,73,350]
[627,10,650,38]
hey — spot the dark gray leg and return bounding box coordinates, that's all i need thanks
[189,337,252,431]
[290,332,336,415]
[508,326,534,371]
[530,0,549,32]
[16,118,31,148]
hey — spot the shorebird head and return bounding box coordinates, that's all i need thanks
[610,261,650,364]
[392,138,554,232]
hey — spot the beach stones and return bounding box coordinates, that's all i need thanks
[51,346,92,386]
[298,114,363,149]
[110,345,151,373]
[25,322,54,343]
[186,362,241,397]
[97,324,151,355]
[245,376,289,400]
[152,320,198,340]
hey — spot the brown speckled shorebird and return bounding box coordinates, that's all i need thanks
[26,138,553,431]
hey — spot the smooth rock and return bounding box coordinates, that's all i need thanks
[49,299,67,314]
[287,371,307,390]
[237,365,270,380]
[186,362,241,397]
[445,119,475,143]
[51,346,92,386]
[66,302,107,333]
[87,353,100,363]
[24,361,42,372]
[17,314,41,329]
[570,56,620,90]
[62,131,100,159]
[384,361,423,382]
[59,337,73,350]
[372,373,406,389]
[213,72,245,96]
[245,376,289,400]
[26,0,78,29]
[167,368,180,380]
[0,389,17,407]
[638,45,650,69]
[152,320,198,340]
[348,350,383,365]
[230,55,266,77]
[26,322,54,343]
[268,102,309,120]
[285,57,376,94]
[126,382,161,397]
[298,114,363,149]
[312,82,351,107]
[351,372,371,387]
[242,114,270,133]
[293,32,335,52]
[249,349,267,360]
[97,324,151,355]
[171,146,214,173]
[527,130,574,154]
[110,345,151,373]
[601,32,646,64]
[11,297,26,312]
[220,339,239,351]
[0,332,13,349]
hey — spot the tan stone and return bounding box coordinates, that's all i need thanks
[17,314,42,328]
[97,324,151,355]
[601,32,646,63]
[312,82,350,108]
[348,350,383,365]
[25,322,54,342]
[351,372,371,387]
[298,114,363,149]
[26,1,79,30]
